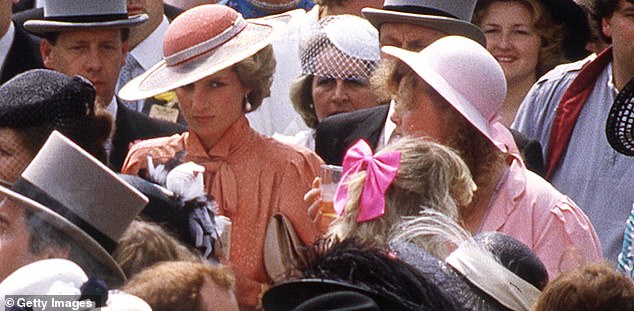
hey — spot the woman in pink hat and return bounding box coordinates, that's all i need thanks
[379,35,602,279]
[118,5,322,309]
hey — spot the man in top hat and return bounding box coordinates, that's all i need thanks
[0,0,42,84]
[22,0,186,172]
[0,131,148,287]
[313,0,544,175]
[512,0,634,262]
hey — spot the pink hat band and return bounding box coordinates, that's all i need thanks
[164,15,247,67]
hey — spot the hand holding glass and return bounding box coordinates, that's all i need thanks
[319,164,343,218]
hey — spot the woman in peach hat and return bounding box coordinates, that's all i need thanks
[118,5,322,309]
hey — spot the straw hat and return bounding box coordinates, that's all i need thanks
[119,4,280,101]
[361,0,486,46]
[381,35,507,152]
[23,0,148,36]
[8,131,149,285]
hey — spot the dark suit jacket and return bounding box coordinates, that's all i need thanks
[1,20,43,84]
[315,104,545,176]
[110,101,186,172]
[316,105,388,166]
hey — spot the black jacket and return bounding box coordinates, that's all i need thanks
[110,102,186,172]
[1,21,43,84]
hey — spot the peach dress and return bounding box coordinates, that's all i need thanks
[122,116,322,308]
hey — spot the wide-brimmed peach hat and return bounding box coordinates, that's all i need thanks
[119,4,282,101]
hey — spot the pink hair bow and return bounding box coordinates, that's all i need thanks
[334,139,401,222]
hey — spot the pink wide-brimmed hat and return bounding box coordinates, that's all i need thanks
[119,4,281,101]
[382,36,508,152]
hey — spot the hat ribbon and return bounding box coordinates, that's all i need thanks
[446,243,541,311]
[11,178,117,253]
[164,15,248,66]
[334,139,400,222]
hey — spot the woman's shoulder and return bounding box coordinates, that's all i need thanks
[122,133,187,174]
[253,134,322,166]
[129,133,187,152]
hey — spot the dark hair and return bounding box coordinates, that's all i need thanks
[41,28,130,44]
[14,110,111,165]
[593,0,634,43]
[297,239,461,310]
[24,209,122,287]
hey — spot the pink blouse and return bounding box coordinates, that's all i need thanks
[480,154,603,278]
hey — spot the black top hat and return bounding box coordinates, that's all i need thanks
[262,278,408,311]
[606,77,634,156]
[24,0,148,36]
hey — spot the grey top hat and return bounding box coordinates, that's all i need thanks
[9,131,148,283]
[24,0,148,36]
[362,0,486,46]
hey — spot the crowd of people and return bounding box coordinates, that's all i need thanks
[1,0,634,310]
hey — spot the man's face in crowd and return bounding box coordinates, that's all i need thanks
[602,0,634,88]
[379,22,446,53]
[0,195,41,281]
[41,29,128,107]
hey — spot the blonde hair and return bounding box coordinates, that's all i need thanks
[327,137,476,247]
[233,44,276,112]
[113,220,200,278]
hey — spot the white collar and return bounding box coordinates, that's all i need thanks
[105,97,118,125]
[380,100,397,148]
[0,22,15,71]
[130,16,169,70]
[607,62,620,96]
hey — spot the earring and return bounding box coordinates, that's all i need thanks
[244,94,252,112]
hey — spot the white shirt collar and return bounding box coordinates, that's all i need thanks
[0,22,15,72]
[379,100,397,148]
[130,16,169,70]
[607,62,620,96]
[105,97,118,125]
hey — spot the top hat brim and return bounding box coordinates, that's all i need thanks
[118,19,274,101]
[361,8,486,47]
[24,13,148,36]
[0,185,126,286]
[262,278,409,311]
